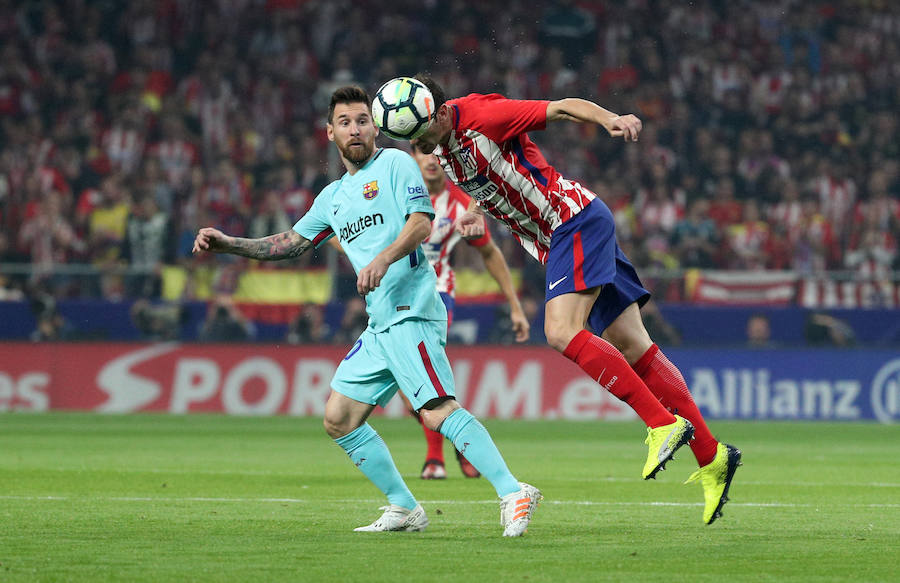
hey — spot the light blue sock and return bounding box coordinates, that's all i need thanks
[439,408,520,497]
[334,423,417,510]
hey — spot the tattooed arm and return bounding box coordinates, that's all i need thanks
[192,227,313,261]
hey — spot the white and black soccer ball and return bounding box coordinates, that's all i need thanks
[372,77,435,140]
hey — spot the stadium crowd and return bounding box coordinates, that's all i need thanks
[1,0,898,310]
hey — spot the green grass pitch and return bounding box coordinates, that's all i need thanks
[1,413,898,582]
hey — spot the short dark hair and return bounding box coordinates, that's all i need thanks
[328,86,371,123]
[413,74,447,109]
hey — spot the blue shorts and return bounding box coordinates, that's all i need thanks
[545,198,650,334]
[331,318,456,411]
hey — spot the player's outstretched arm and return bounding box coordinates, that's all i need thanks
[357,212,432,295]
[477,241,530,343]
[546,98,642,142]
[192,227,313,261]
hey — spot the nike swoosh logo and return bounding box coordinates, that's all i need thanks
[413,384,424,398]
[333,208,340,215]
[659,427,679,462]
[549,276,568,290]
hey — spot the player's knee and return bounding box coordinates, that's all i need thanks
[323,415,347,439]
[544,321,577,353]
[419,409,444,432]
[603,325,652,362]
[419,397,459,431]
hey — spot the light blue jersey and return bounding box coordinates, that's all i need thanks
[293,148,446,332]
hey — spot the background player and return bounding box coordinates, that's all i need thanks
[407,75,741,525]
[410,143,530,480]
[193,86,541,536]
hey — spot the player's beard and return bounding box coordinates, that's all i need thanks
[338,138,374,164]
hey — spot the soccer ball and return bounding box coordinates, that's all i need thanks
[372,77,435,140]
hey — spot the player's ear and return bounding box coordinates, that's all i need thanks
[326,122,335,142]
[437,103,451,123]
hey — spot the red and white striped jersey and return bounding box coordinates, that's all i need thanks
[815,175,857,235]
[434,93,595,264]
[149,139,198,187]
[768,200,803,231]
[102,126,144,175]
[422,180,491,296]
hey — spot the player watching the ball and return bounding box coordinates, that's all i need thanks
[193,86,541,536]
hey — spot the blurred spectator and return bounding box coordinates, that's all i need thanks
[102,105,146,177]
[199,296,256,342]
[332,297,368,345]
[670,199,719,269]
[844,219,897,279]
[195,158,251,236]
[745,313,776,349]
[707,177,743,229]
[130,299,186,341]
[812,156,857,241]
[792,194,839,273]
[138,157,176,217]
[725,200,770,270]
[28,291,74,342]
[767,178,803,233]
[286,304,332,344]
[17,190,84,273]
[87,175,130,265]
[635,162,684,239]
[805,312,856,347]
[248,190,292,240]
[274,163,314,221]
[122,195,175,298]
[148,115,199,192]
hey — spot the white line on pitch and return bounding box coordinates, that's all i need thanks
[19,467,900,489]
[1,495,898,509]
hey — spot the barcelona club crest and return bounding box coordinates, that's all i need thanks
[363,180,379,200]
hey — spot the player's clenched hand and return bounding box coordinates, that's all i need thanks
[510,307,531,343]
[454,210,485,240]
[193,227,230,254]
[357,256,390,295]
[605,114,642,142]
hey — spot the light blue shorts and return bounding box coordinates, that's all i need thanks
[331,318,456,411]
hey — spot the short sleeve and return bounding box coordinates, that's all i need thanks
[390,150,435,220]
[292,187,335,247]
[457,95,550,144]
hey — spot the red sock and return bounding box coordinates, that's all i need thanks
[418,416,445,463]
[563,330,675,428]
[633,344,718,466]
